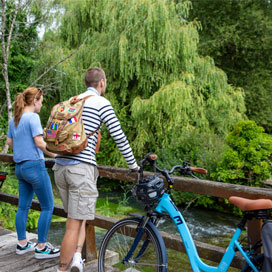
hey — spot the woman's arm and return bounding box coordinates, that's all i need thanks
[34,135,56,158]
[7,137,13,149]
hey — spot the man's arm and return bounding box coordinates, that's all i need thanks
[99,103,138,169]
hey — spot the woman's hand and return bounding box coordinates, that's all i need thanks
[7,137,13,149]
[34,135,56,158]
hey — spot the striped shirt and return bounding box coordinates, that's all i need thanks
[57,89,137,169]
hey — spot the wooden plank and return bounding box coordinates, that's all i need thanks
[0,227,12,236]
[0,192,67,218]
[84,225,97,262]
[0,229,60,272]
[248,218,263,253]
[0,248,60,272]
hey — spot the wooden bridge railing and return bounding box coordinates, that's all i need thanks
[1,154,272,269]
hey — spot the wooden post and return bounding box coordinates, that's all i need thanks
[82,224,97,262]
[247,218,263,253]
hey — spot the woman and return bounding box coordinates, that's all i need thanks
[7,87,60,259]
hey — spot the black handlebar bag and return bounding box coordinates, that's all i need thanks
[262,220,272,272]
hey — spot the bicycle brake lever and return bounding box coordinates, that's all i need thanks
[190,172,199,179]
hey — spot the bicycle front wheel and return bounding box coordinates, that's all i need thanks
[98,217,166,272]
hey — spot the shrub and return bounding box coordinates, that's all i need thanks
[212,121,272,186]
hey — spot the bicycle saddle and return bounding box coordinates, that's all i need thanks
[229,196,272,211]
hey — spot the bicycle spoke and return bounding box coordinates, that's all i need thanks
[98,218,165,272]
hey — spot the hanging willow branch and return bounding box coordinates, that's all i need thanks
[48,0,246,162]
[29,36,88,87]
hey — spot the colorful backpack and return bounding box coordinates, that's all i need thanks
[44,95,100,155]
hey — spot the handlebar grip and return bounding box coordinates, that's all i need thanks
[190,167,208,174]
[148,154,158,161]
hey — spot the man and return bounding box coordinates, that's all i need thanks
[53,67,138,272]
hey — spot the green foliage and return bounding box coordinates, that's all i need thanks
[0,0,58,133]
[0,164,40,231]
[155,130,227,179]
[212,121,272,186]
[131,78,244,159]
[1,0,254,215]
[189,0,272,132]
[0,111,9,152]
[96,191,138,218]
[45,0,246,168]
[171,191,219,210]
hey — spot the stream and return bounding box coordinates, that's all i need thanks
[43,199,240,249]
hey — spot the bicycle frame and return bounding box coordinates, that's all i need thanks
[155,192,259,272]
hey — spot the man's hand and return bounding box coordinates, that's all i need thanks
[126,166,140,176]
[132,166,140,172]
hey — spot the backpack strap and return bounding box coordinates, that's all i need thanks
[95,130,101,153]
[70,95,93,104]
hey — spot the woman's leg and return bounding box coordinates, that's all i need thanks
[34,163,54,244]
[15,178,34,242]
[22,160,54,244]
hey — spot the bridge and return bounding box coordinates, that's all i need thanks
[1,154,272,271]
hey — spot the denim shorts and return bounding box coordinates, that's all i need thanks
[53,163,99,220]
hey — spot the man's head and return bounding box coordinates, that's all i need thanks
[85,67,107,96]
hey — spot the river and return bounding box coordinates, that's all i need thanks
[43,197,240,249]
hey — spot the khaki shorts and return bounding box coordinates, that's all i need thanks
[53,163,99,220]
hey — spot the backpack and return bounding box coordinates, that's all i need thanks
[262,220,272,272]
[43,95,100,155]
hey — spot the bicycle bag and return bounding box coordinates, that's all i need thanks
[43,95,100,155]
[262,220,272,272]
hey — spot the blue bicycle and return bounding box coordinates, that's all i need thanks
[98,153,271,272]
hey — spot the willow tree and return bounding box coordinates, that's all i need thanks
[189,0,272,133]
[46,0,246,167]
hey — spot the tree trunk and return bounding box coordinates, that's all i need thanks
[1,0,21,154]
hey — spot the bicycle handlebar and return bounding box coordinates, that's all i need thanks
[138,153,207,186]
[189,167,208,174]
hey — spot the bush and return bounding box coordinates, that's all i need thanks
[154,130,227,209]
[212,121,272,187]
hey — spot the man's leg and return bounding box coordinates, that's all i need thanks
[69,220,86,272]
[76,220,86,253]
[58,218,83,271]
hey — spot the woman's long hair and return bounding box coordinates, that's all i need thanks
[14,88,42,126]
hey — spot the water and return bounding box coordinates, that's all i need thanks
[156,207,239,246]
[40,175,240,248]
[43,204,240,248]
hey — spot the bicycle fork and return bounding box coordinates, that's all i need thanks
[122,216,151,265]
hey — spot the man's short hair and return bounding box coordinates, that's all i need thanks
[85,67,106,88]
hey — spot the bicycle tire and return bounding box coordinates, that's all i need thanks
[241,254,264,272]
[98,217,167,272]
